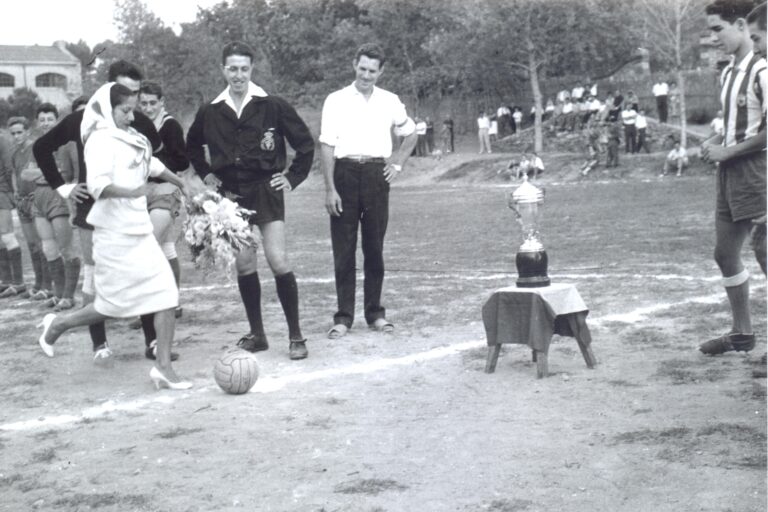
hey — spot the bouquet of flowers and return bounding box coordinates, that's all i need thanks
[184,190,258,278]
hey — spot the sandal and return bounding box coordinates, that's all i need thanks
[0,284,26,298]
[31,289,52,301]
[327,324,348,340]
[369,318,394,333]
[53,298,75,312]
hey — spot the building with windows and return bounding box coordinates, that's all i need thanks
[0,42,82,110]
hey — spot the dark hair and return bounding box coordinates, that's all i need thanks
[354,43,386,68]
[747,2,767,29]
[140,81,163,98]
[221,41,254,65]
[107,60,143,82]
[36,103,59,119]
[110,83,135,108]
[706,0,757,23]
[7,116,28,129]
[71,95,88,112]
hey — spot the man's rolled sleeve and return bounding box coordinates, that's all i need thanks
[392,100,415,137]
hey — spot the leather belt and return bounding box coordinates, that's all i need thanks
[337,156,386,165]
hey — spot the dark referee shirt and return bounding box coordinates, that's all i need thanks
[186,84,314,190]
[33,108,163,190]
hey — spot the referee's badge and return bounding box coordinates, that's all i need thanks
[737,93,747,107]
[261,129,275,151]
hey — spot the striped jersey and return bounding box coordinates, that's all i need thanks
[719,51,767,147]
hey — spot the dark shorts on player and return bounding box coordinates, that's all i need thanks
[15,193,34,222]
[222,178,284,226]
[716,151,767,223]
[33,185,70,220]
[0,190,15,211]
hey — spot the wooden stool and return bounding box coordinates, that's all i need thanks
[482,284,597,378]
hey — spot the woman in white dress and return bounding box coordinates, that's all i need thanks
[37,82,191,390]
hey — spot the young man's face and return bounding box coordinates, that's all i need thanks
[37,112,57,132]
[222,55,252,95]
[112,96,137,130]
[138,93,163,121]
[748,21,766,58]
[353,55,382,94]
[8,123,26,145]
[707,14,748,55]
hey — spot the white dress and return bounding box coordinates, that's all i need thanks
[84,128,178,318]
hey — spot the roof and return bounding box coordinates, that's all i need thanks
[0,45,79,64]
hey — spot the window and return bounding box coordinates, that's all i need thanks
[0,73,14,87]
[35,73,66,88]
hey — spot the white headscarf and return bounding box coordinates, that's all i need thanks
[80,82,151,162]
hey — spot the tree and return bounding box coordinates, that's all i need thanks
[633,0,707,147]
[7,88,42,121]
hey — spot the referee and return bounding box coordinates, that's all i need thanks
[187,41,314,360]
[319,43,417,339]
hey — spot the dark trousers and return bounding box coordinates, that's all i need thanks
[636,128,649,153]
[330,160,389,327]
[607,142,620,167]
[623,125,637,153]
[656,95,668,123]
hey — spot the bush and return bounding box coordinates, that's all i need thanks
[687,106,716,125]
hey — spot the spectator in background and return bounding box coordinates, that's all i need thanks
[581,120,604,176]
[415,117,427,156]
[571,84,585,102]
[477,111,492,154]
[488,114,498,142]
[652,79,669,123]
[635,109,650,153]
[444,118,454,153]
[543,100,554,122]
[440,119,453,154]
[561,97,575,132]
[710,110,724,137]
[662,141,688,177]
[425,117,435,154]
[497,105,511,137]
[606,121,621,168]
[626,91,640,112]
[513,106,524,129]
[621,103,637,153]
[607,92,622,122]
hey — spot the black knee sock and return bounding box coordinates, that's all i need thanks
[8,247,23,285]
[63,257,81,299]
[30,248,43,290]
[48,257,65,297]
[140,314,156,346]
[275,271,303,340]
[90,321,107,351]
[168,257,180,287]
[40,252,52,291]
[0,248,10,284]
[238,271,266,338]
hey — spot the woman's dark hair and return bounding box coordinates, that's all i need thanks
[110,83,135,108]
[71,95,88,112]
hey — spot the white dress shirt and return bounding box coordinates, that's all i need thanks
[319,83,415,159]
[635,113,647,129]
[652,82,669,96]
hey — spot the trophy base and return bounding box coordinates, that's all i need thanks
[516,249,550,288]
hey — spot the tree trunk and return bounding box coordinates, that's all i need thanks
[526,37,543,153]
[677,69,687,148]
[674,3,687,147]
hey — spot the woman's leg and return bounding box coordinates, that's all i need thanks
[152,308,183,380]
[44,303,109,346]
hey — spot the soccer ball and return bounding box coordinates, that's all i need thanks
[214,350,259,395]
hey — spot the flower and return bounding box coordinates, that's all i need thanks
[183,190,258,279]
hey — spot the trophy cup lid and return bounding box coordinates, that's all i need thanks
[511,175,544,204]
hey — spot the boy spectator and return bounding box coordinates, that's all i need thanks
[661,141,689,176]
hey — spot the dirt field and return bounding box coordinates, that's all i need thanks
[0,149,765,512]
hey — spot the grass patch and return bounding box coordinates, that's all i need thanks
[31,447,58,464]
[334,478,409,496]
[53,492,150,509]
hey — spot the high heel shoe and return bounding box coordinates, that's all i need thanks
[37,313,57,357]
[149,366,192,390]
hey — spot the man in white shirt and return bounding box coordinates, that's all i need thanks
[652,80,669,123]
[662,141,689,176]
[319,43,417,339]
[621,105,637,153]
[635,109,650,153]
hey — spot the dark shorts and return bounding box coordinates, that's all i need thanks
[222,179,284,225]
[716,152,767,223]
[147,187,182,217]
[33,185,70,221]
[16,193,35,222]
[0,190,14,211]
[72,195,95,231]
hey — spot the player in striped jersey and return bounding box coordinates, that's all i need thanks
[700,0,767,356]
